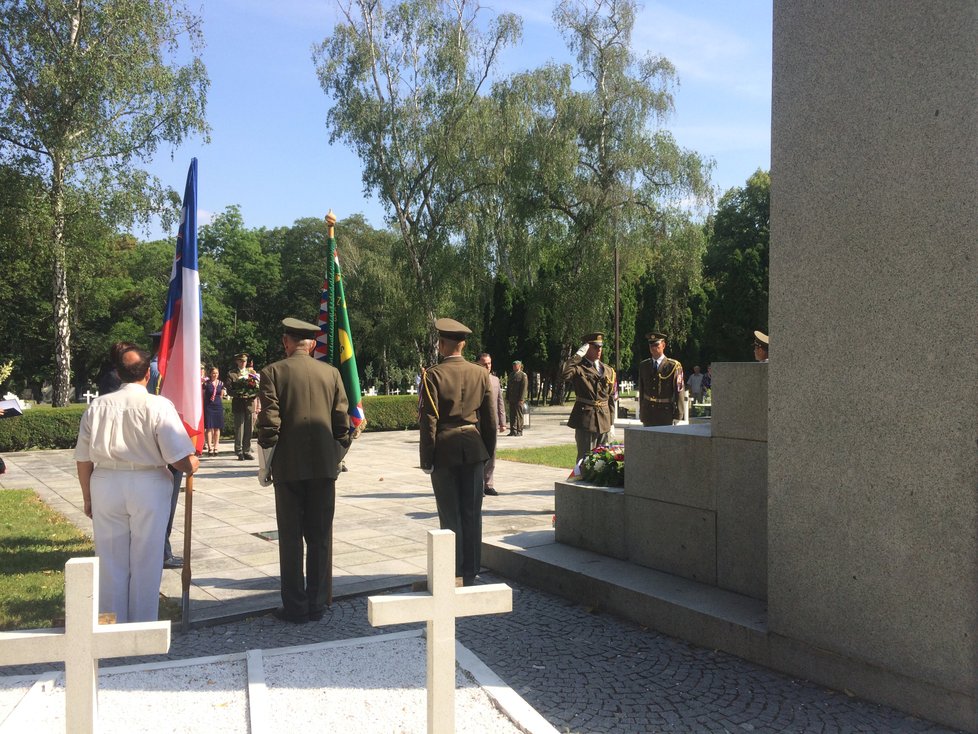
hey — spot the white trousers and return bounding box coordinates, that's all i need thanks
[90,467,171,623]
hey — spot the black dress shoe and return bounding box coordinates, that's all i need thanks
[163,555,183,569]
[272,607,308,624]
[243,453,254,460]
[237,453,245,461]
[308,608,326,622]
[484,487,499,496]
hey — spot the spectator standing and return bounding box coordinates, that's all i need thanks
[476,353,507,496]
[202,368,225,456]
[74,346,199,623]
[258,318,351,623]
[687,366,706,404]
[419,319,496,585]
[506,360,528,436]
[228,352,259,460]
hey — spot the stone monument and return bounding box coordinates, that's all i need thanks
[768,2,977,730]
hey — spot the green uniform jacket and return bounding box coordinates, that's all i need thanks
[419,355,496,470]
[506,370,528,404]
[637,357,684,425]
[257,352,351,482]
[561,356,617,434]
[227,367,256,414]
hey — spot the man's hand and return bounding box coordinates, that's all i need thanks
[498,424,507,433]
[575,343,589,357]
[422,467,434,475]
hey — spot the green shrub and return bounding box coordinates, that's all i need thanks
[359,394,418,431]
[0,395,419,452]
[0,404,87,451]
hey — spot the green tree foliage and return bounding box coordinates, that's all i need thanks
[314,0,521,361]
[477,0,712,368]
[0,0,209,405]
[198,206,281,370]
[702,169,770,362]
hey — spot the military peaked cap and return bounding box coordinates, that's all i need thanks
[646,332,667,343]
[281,318,321,339]
[234,352,248,359]
[753,330,769,347]
[435,318,472,341]
[582,332,605,346]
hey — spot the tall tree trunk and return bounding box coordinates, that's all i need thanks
[50,162,72,407]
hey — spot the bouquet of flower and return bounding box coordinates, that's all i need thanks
[226,371,260,400]
[578,443,625,487]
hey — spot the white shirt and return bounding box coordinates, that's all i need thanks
[74,383,194,467]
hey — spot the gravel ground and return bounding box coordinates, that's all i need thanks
[1,575,962,733]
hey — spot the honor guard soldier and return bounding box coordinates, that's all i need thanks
[258,317,351,623]
[419,318,497,585]
[637,331,684,427]
[561,332,618,463]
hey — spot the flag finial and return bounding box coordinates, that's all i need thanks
[325,210,337,238]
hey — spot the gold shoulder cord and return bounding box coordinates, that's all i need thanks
[657,360,680,380]
[421,368,439,420]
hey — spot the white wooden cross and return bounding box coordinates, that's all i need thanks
[368,529,513,734]
[0,557,170,734]
[82,389,98,403]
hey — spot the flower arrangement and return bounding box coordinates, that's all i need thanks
[226,371,260,400]
[577,443,625,487]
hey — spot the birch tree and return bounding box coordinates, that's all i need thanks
[0,0,209,405]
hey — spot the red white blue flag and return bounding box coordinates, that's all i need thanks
[158,159,204,451]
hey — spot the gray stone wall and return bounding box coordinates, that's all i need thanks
[769,0,978,710]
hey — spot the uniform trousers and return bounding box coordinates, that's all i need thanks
[508,402,524,434]
[642,404,674,427]
[163,468,183,561]
[90,467,171,623]
[483,454,497,490]
[430,462,485,582]
[273,478,335,617]
[233,407,254,456]
[574,428,610,464]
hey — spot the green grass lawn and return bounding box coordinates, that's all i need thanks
[0,490,180,630]
[0,489,93,630]
[496,443,578,469]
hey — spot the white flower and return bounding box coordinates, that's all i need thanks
[593,459,605,471]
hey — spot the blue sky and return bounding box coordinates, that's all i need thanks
[142,0,771,240]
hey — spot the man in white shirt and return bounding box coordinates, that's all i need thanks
[75,346,199,623]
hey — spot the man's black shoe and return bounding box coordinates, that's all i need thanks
[163,555,183,569]
[484,487,499,496]
[507,431,516,436]
[243,453,254,460]
[237,453,245,461]
[308,608,326,622]
[272,607,308,624]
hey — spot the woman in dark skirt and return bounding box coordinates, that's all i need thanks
[202,367,225,456]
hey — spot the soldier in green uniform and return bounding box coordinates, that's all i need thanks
[561,332,618,463]
[258,318,351,623]
[637,331,684,427]
[419,318,497,586]
[228,352,256,460]
[506,360,528,436]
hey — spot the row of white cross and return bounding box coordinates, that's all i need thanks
[0,529,511,734]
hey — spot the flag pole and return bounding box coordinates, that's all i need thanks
[180,473,194,633]
[325,210,337,607]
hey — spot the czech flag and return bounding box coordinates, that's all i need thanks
[158,159,204,451]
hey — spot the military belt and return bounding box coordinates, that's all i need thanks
[577,399,608,407]
[97,461,167,471]
[436,423,477,434]
[644,397,673,404]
